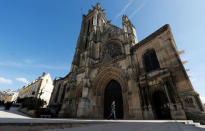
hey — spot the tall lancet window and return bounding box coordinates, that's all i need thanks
[143,49,160,72]
[85,19,92,49]
[55,84,61,103]
[60,84,67,103]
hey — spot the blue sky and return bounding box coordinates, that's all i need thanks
[0,0,205,102]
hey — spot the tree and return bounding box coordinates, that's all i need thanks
[21,97,46,110]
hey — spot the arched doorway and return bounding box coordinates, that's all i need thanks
[104,80,123,119]
[152,90,171,120]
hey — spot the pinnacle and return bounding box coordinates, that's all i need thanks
[92,2,103,11]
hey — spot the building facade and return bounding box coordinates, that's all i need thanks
[18,72,54,105]
[1,90,19,103]
[49,3,205,120]
[0,91,5,102]
[18,85,33,99]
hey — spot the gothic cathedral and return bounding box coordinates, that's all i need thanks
[49,3,205,120]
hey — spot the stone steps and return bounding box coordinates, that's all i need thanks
[183,120,205,128]
[0,119,205,128]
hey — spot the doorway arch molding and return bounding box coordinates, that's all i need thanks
[92,66,129,119]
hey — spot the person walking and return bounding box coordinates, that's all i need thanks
[108,101,116,119]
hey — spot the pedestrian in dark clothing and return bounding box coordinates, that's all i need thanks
[108,101,116,119]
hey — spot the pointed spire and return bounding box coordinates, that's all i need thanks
[122,15,129,23]
[122,15,134,28]
[92,2,103,11]
[96,2,101,8]
[122,15,138,44]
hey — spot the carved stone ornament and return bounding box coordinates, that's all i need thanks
[102,43,122,59]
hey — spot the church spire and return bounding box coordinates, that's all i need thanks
[122,15,138,45]
[92,3,104,11]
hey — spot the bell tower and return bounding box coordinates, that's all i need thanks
[122,15,138,46]
[83,3,107,48]
[71,3,107,72]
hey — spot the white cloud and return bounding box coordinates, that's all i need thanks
[23,59,35,64]
[16,78,29,84]
[33,64,68,70]
[0,77,12,84]
[200,96,205,103]
[114,0,134,20]
[0,61,24,67]
[0,60,68,70]
[129,1,147,18]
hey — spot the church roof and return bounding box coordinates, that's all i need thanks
[131,24,171,51]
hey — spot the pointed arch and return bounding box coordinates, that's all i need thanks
[91,66,129,119]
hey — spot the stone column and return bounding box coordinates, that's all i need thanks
[194,95,205,112]
[142,84,154,120]
[164,80,187,120]
[163,83,172,104]
[127,79,143,119]
[76,87,91,118]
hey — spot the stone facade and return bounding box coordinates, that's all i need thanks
[18,72,54,106]
[49,3,205,120]
[1,90,19,103]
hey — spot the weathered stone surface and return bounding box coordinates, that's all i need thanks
[49,3,205,120]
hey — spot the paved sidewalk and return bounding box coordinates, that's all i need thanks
[43,122,205,131]
[0,107,30,119]
[0,107,204,131]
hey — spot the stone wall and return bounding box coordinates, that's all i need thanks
[49,3,204,120]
